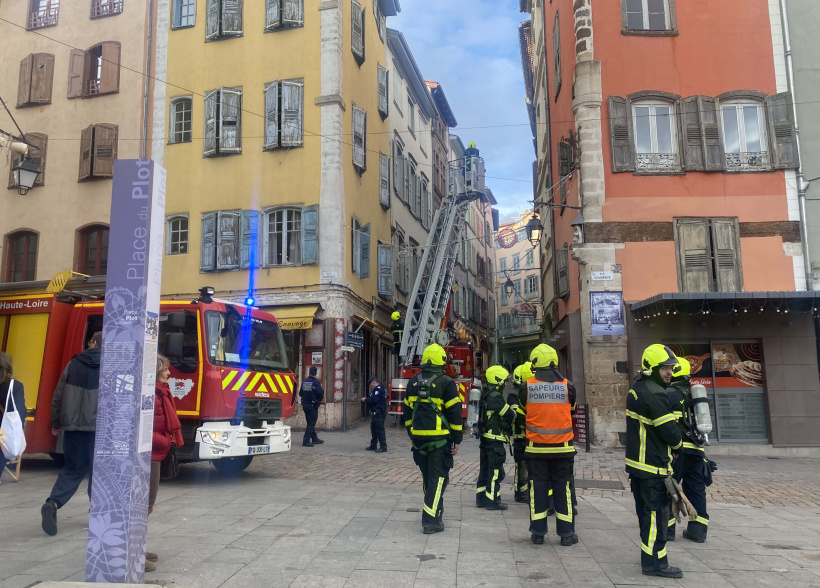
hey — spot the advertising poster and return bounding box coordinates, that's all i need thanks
[590,292,625,336]
[666,343,713,388]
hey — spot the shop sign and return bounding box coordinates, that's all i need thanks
[496,227,518,249]
[346,331,364,349]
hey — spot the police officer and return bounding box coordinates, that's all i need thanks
[363,376,388,452]
[299,366,324,447]
[391,311,404,365]
[626,344,683,579]
[475,366,516,510]
[524,344,578,546]
[509,362,534,503]
[666,357,714,543]
[401,344,463,534]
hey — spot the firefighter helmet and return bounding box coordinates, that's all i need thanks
[530,344,558,368]
[513,361,535,385]
[391,311,401,321]
[421,343,447,366]
[673,357,691,378]
[641,344,678,375]
[486,365,509,385]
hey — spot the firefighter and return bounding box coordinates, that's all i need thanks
[666,357,715,543]
[508,362,534,503]
[524,344,578,546]
[391,311,404,365]
[475,365,515,510]
[626,344,684,579]
[401,343,463,534]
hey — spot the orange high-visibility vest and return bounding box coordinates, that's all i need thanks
[525,377,573,444]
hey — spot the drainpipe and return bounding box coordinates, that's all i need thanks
[141,0,154,159]
[780,0,813,290]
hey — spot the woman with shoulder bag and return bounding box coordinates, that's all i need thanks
[0,352,26,479]
[146,354,183,572]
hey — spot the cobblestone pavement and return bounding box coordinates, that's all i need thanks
[2,421,820,587]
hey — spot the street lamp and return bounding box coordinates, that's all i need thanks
[504,276,515,298]
[13,157,40,195]
[526,214,543,247]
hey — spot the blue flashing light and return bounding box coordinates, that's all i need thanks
[245,296,255,307]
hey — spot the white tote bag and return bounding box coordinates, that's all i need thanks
[2,380,26,459]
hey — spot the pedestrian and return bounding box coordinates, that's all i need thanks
[666,357,715,543]
[299,366,324,447]
[146,354,184,573]
[41,331,102,536]
[362,376,387,452]
[524,344,578,547]
[401,343,463,534]
[475,365,515,510]
[0,352,26,478]
[626,344,684,579]
[391,311,404,367]
[508,361,533,503]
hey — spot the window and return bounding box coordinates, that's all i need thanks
[392,67,403,115]
[265,0,303,30]
[264,79,304,149]
[379,153,390,210]
[511,253,521,274]
[166,215,189,255]
[91,0,123,18]
[377,64,389,118]
[420,174,430,229]
[633,100,678,172]
[410,238,420,287]
[408,156,418,217]
[205,0,243,41]
[395,230,407,293]
[524,275,539,299]
[5,231,38,282]
[17,53,55,107]
[78,225,109,276]
[169,97,193,144]
[202,209,276,272]
[173,0,196,28]
[513,280,523,303]
[721,102,768,172]
[419,116,428,155]
[79,124,118,181]
[7,133,47,189]
[675,218,742,293]
[485,222,492,247]
[352,104,367,172]
[377,241,393,298]
[407,94,416,138]
[267,208,301,265]
[556,245,569,298]
[203,86,242,156]
[499,313,511,332]
[373,0,385,42]
[393,136,405,201]
[525,249,534,270]
[352,216,370,278]
[499,257,506,274]
[27,0,59,29]
[500,284,509,307]
[68,42,121,98]
[351,0,365,66]
[552,11,561,99]
[621,0,677,35]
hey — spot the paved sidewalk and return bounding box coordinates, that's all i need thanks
[2,422,820,587]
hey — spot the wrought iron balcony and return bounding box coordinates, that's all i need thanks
[91,0,123,17]
[725,151,769,172]
[28,6,59,29]
[635,152,680,173]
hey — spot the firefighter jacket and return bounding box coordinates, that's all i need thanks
[480,385,515,442]
[401,367,464,445]
[506,385,527,443]
[625,374,683,479]
[392,319,404,349]
[666,380,707,456]
[524,368,576,457]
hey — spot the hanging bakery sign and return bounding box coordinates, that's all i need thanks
[496,228,518,249]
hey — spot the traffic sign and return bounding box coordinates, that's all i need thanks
[347,331,364,349]
[340,345,355,353]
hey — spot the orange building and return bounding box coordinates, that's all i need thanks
[521,0,820,449]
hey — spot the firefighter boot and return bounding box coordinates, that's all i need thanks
[642,565,683,579]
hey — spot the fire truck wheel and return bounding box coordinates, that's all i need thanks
[211,456,253,475]
[49,453,65,468]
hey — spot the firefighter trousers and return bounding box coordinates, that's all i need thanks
[412,444,453,528]
[630,475,671,571]
[668,453,709,541]
[527,455,574,538]
[513,444,529,500]
[476,440,507,507]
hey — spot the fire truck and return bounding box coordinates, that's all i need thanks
[388,145,488,421]
[0,274,295,473]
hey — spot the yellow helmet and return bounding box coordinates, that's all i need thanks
[530,344,558,368]
[512,362,534,385]
[486,365,509,385]
[641,344,678,374]
[673,357,691,378]
[391,311,401,321]
[421,343,447,366]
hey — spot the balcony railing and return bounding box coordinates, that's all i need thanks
[28,6,59,29]
[635,152,679,173]
[498,322,541,339]
[91,0,123,17]
[725,151,769,172]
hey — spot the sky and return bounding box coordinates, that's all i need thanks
[391,0,534,224]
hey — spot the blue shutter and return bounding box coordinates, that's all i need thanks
[240,210,261,269]
[360,223,371,278]
[301,204,319,264]
[378,243,393,297]
[200,212,216,271]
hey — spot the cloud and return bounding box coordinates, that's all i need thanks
[392,0,534,221]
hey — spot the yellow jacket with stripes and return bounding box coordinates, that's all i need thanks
[625,374,683,478]
[401,368,464,445]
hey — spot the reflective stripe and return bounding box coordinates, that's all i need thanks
[450,424,463,431]
[668,518,676,527]
[671,440,682,450]
[657,547,667,559]
[524,442,575,454]
[526,425,574,435]
[682,442,705,452]
[626,409,652,425]
[405,420,412,427]
[482,432,508,441]
[486,469,500,500]
[555,481,574,523]
[444,396,461,409]
[624,458,669,476]
[652,413,677,427]
[516,407,526,416]
[476,487,486,494]
[639,422,647,465]
[647,511,657,555]
[499,404,510,416]
[530,481,546,520]
[692,516,709,526]
[424,476,445,517]
[411,429,449,436]
[404,396,418,406]
[672,411,684,419]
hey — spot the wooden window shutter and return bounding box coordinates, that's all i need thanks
[221,0,243,35]
[552,11,561,99]
[203,89,218,156]
[558,140,570,176]
[711,219,743,292]
[67,49,86,98]
[28,133,48,186]
[283,0,303,27]
[403,157,411,202]
[205,0,219,39]
[92,124,118,178]
[679,96,704,171]
[393,143,402,197]
[219,86,242,154]
[766,92,799,169]
[352,105,366,171]
[31,53,55,104]
[379,153,390,210]
[7,146,22,189]
[239,209,261,269]
[360,223,371,278]
[351,1,364,64]
[216,210,240,269]
[99,42,121,95]
[697,96,724,171]
[608,95,635,172]
[265,0,280,29]
[301,204,319,264]
[377,64,388,118]
[78,125,93,180]
[263,81,279,149]
[378,243,393,297]
[422,181,429,228]
[557,246,569,298]
[281,80,303,147]
[352,217,361,275]
[675,218,713,293]
[17,54,33,107]
[201,212,217,271]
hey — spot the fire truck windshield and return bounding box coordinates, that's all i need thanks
[205,310,289,372]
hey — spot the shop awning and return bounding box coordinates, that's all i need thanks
[630,292,820,316]
[269,304,320,330]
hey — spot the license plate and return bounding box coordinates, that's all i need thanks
[248,445,270,455]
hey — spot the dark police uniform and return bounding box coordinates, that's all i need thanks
[299,375,324,446]
[476,384,515,509]
[365,382,388,451]
[507,382,529,502]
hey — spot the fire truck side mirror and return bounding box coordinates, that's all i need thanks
[164,332,184,360]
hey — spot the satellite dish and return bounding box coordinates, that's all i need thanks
[434,329,450,346]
